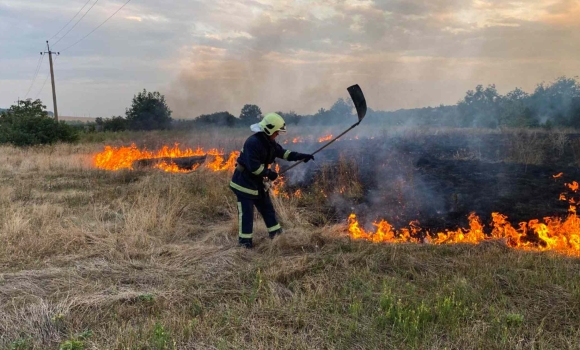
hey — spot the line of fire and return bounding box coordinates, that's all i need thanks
[94,137,580,257]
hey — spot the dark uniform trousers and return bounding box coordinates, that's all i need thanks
[235,189,281,241]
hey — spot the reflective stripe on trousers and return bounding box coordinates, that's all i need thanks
[236,193,280,239]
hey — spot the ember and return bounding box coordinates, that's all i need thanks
[318,134,333,142]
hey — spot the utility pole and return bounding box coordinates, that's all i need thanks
[44,41,60,121]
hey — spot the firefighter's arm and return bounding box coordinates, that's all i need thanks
[275,143,314,162]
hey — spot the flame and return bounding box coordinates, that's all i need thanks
[93,143,238,173]
[567,181,579,192]
[206,151,238,172]
[318,134,333,143]
[155,161,200,173]
[270,164,285,196]
[348,180,580,256]
[348,211,580,255]
[267,165,302,199]
[553,172,564,179]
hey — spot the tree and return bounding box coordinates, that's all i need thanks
[125,89,172,130]
[497,88,538,127]
[239,104,261,125]
[330,98,353,120]
[96,116,128,132]
[568,97,580,128]
[277,111,302,125]
[529,76,580,126]
[195,111,238,127]
[0,99,78,146]
[457,84,501,128]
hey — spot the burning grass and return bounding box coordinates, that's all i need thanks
[2,128,580,348]
[346,177,580,256]
[93,143,239,172]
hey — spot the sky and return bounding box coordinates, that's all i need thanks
[1,0,579,118]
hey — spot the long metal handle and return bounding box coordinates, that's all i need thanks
[279,121,360,175]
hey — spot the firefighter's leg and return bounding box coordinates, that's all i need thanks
[237,197,255,248]
[255,193,282,239]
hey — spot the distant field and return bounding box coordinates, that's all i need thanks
[60,116,96,122]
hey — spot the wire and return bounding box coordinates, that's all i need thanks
[34,72,51,100]
[48,0,93,43]
[23,54,45,99]
[34,56,58,100]
[52,0,100,47]
[60,0,132,52]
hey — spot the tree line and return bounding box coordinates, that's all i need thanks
[1,76,579,146]
[366,76,580,129]
[168,76,580,130]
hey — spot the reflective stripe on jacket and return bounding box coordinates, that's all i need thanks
[230,132,299,198]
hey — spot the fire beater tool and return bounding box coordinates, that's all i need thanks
[279,84,367,175]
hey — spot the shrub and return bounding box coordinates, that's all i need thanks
[126,89,172,130]
[0,99,78,146]
[96,116,128,132]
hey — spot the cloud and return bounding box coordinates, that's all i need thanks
[541,0,580,26]
[1,0,579,118]
[167,0,580,118]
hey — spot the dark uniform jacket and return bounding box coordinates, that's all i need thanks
[230,132,300,198]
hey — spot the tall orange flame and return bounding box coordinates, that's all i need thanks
[93,143,239,173]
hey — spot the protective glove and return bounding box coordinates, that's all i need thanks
[297,153,315,163]
[266,169,279,181]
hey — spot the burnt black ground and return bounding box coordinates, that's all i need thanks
[281,133,580,233]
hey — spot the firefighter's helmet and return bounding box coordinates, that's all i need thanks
[255,112,287,135]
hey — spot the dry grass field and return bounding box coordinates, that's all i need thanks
[1,127,580,349]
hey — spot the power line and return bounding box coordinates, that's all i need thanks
[52,0,100,47]
[60,0,133,53]
[48,0,93,43]
[23,53,45,99]
[34,55,59,100]
[35,70,51,100]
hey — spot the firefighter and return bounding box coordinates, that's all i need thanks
[230,112,314,248]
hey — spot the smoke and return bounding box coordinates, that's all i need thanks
[167,47,354,119]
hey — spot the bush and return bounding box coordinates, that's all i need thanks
[0,99,78,146]
[193,111,238,127]
[96,116,128,132]
[126,89,172,130]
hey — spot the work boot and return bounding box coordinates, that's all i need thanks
[238,238,253,249]
[269,228,284,240]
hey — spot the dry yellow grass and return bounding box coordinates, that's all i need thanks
[1,130,580,349]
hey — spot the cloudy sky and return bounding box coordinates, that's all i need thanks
[1,0,579,118]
